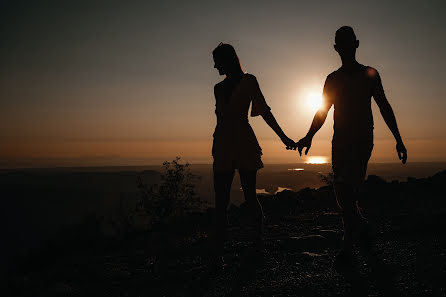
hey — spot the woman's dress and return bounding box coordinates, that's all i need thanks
[212,73,271,171]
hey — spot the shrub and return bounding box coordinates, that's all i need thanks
[136,157,202,229]
[319,171,334,186]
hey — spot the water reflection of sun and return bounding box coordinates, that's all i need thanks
[306,156,328,164]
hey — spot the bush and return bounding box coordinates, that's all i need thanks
[319,171,334,186]
[136,157,202,229]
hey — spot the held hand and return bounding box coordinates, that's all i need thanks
[297,135,313,156]
[396,141,407,164]
[282,136,297,150]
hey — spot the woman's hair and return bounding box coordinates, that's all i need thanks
[212,43,243,73]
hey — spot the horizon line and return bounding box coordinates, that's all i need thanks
[2,161,446,171]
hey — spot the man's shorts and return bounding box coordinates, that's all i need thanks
[332,141,373,187]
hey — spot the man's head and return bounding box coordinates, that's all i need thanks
[334,26,359,59]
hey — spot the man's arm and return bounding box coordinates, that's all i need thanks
[297,105,331,156]
[297,77,333,156]
[371,69,407,164]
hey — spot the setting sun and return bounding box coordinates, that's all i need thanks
[298,86,324,115]
[305,91,323,113]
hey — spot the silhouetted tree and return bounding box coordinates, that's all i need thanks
[136,157,201,228]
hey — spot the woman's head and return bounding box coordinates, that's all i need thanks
[212,43,243,76]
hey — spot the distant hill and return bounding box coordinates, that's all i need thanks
[1,169,162,268]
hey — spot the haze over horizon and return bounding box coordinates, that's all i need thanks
[1,1,446,168]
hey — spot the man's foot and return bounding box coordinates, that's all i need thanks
[333,249,358,271]
[253,236,264,251]
[246,244,265,265]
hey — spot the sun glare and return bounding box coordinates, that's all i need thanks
[306,156,328,164]
[305,91,323,113]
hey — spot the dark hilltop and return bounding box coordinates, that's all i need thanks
[4,170,446,296]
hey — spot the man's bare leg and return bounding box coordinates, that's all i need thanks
[333,181,370,268]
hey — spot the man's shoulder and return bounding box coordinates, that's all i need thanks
[327,68,343,79]
[365,66,380,79]
[326,71,335,79]
[327,65,380,79]
[325,69,341,83]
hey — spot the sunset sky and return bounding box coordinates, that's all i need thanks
[1,0,445,168]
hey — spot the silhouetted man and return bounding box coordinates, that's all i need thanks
[297,26,407,266]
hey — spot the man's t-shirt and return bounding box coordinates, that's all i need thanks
[323,64,384,147]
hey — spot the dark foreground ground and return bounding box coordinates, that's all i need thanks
[5,170,446,296]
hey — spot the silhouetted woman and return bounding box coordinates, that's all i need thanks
[212,43,295,260]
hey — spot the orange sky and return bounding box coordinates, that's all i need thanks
[1,1,445,168]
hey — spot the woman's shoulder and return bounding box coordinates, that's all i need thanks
[243,73,257,81]
[214,80,225,88]
[214,80,226,92]
[242,73,260,88]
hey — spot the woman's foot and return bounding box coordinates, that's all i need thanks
[208,255,227,275]
[333,248,358,271]
[357,219,376,250]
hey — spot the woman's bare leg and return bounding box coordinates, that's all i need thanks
[213,170,234,254]
[239,170,263,241]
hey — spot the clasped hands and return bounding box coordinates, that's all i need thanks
[282,135,313,156]
[283,135,407,164]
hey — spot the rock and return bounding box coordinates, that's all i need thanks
[315,212,340,225]
[278,235,326,251]
[317,229,341,241]
[48,282,73,295]
[301,251,323,258]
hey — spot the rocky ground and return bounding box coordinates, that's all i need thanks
[5,171,446,296]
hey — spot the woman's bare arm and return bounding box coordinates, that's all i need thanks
[261,110,296,149]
